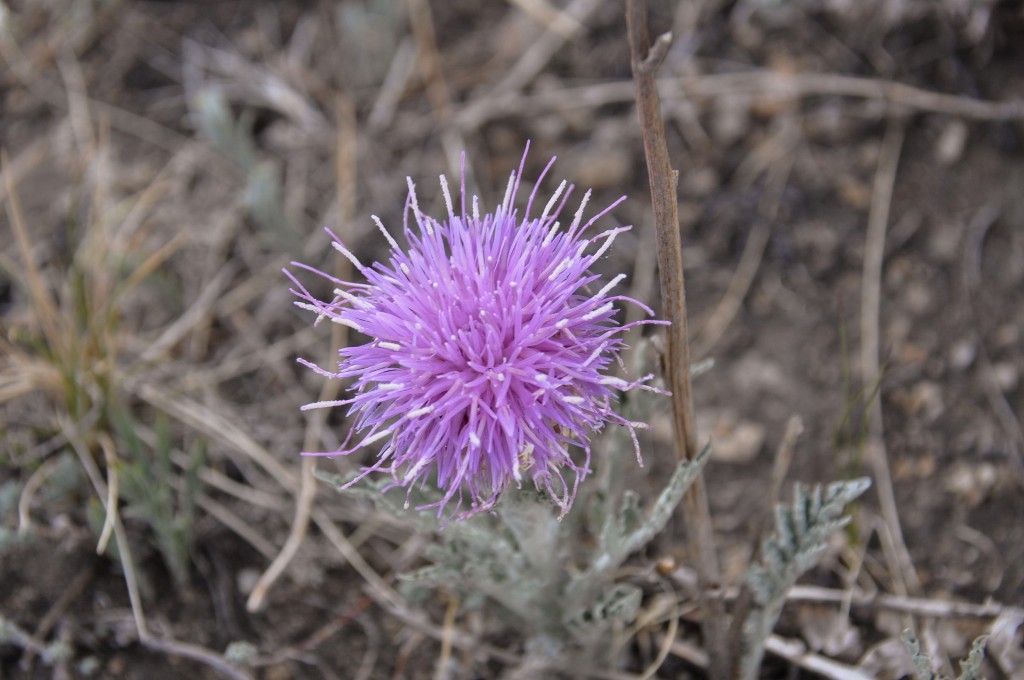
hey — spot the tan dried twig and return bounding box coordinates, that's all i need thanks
[962,205,1024,472]
[763,636,871,680]
[434,595,459,680]
[664,632,872,680]
[625,3,727,678]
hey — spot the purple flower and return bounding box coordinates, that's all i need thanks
[286,145,668,520]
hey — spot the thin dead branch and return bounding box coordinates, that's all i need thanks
[456,70,1024,130]
[962,205,1024,474]
[625,3,727,678]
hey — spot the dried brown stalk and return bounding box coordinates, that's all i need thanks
[246,98,359,612]
[625,3,727,678]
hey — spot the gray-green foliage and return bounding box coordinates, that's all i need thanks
[192,87,293,249]
[319,344,869,675]
[904,631,989,680]
[316,422,709,671]
[110,410,203,588]
[0,614,71,667]
[738,477,871,680]
[335,0,405,88]
[224,640,259,667]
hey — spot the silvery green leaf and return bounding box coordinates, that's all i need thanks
[957,635,989,680]
[739,477,870,680]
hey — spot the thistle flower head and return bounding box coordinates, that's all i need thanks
[287,145,668,520]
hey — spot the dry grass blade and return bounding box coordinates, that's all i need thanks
[493,0,599,93]
[95,433,119,555]
[16,455,61,535]
[194,493,278,560]
[962,206,1024,473]
[763,636,871,680]
[2,152,61,350]
[860,115,920,596]
[132,382,297,491]
[434,595,459,680]
[140,262,236,362]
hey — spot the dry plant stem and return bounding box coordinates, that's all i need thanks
[368,38,417,131]
[2,152,61,348]
[786,584,1024,620]
[625,4,727,678]
[665,633,873,680]
[0,617,49,659]
[860,116,921,595]
[0,135,47,207]
[435,595,459,680]
[406,0,453,122]
[637,597,680,680]
[95,433,119,555]
[195,493,278,559]
[962,206,1024,472]
[245,99,358,612]
[403,0,472,185]
[762,636,871,680]
[16,455,60,536]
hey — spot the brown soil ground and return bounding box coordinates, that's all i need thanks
[2,1,1023,679]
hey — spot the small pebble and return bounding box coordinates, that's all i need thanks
[991,361,1019,393]
[994,323,1020,348]
[950,340,976,370]
[935,120,968,165]
[237,568,261,595]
